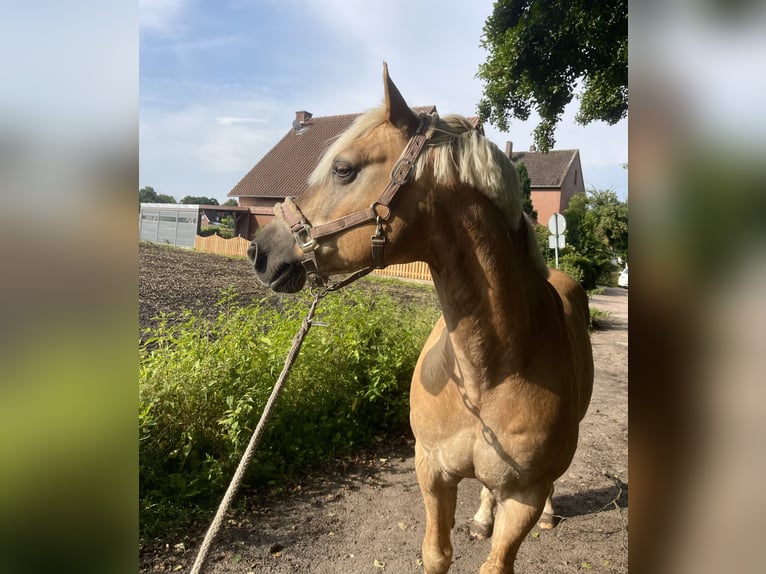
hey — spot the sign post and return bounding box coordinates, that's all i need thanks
[547,213,566,269]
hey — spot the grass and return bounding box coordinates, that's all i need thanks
[589,306,611,330]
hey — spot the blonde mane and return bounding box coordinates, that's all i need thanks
[309,107,548,277]
[416,114,522,230]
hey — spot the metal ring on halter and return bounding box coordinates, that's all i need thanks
[371,202,391,221]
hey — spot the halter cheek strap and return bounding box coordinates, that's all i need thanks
[276,112,437,288]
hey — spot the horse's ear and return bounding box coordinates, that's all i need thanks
[383,62,418,135]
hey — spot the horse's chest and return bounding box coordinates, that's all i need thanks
[411,336,572,485]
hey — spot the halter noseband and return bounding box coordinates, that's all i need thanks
[276,112,437,289]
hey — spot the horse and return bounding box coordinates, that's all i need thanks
[247,64,594,574]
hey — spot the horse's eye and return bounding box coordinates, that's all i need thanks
[332,162,355,181]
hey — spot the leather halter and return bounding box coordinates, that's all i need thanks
[275,112,437,288]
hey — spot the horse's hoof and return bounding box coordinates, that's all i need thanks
[470,520,493,540]
[537,513,557,529]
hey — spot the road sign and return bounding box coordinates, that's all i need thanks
[547,213,566,269]
[548,235,566,249]
[547,213,566,235]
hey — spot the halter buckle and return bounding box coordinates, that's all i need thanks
[293,224,317,253]
[390,157,415,186]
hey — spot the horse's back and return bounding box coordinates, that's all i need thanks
[546,268,594,420]
[547,268,589,327]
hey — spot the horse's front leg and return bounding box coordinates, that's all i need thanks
[415,441,459,574]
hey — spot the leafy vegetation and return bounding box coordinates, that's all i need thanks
[139,289,439,538]
[139,187,231,207]
[589,306,610,330]
[564,188,628,264]
[562,188,627,289]
[179,195,219,205]
[477,0,628,151]
[517,162,537,221]
[533,187,627,290]
[198,215,236,239]
[139,186,176,204]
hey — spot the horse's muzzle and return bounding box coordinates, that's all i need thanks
[248,225,307,293]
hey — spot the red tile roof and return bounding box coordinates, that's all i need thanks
[229,106,436,199]
[510,149,579,188]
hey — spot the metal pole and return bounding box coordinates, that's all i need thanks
[554,214,559,269]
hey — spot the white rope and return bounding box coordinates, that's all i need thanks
[188,291,324,574]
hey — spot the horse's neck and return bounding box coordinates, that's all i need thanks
[426,197,549,385]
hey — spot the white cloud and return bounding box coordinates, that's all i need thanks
[298,0,494,110]
[216,116,268,127]
[140,0,190,37]
[140,90,298,201]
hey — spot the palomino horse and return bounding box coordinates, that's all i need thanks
[248,64,593,574]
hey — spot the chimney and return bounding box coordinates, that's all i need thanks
[295,111,312,124]
[505,141,513,157]
[529,144,537,152]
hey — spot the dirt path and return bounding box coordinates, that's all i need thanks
[140,245,628,573]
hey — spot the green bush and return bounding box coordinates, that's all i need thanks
[558,253,616,290]
[198,226,233,238]
[559,252,588,286]
[139,289,439,537]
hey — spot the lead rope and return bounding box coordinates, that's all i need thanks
[188,289,326,574]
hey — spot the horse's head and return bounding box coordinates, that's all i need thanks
[248,64,435,293]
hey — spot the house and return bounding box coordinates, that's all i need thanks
[504,142,585,226]
[228,110,584,237]
[228,108,435,236]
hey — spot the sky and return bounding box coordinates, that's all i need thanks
[139,0,628,205]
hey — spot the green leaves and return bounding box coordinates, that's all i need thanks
[477,0,628,151]
[139,287,439,537]
[563,188,628,264]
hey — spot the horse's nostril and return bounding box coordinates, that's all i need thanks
[247,242,268,274]
[254,251,268,274]
[247,242,258,262]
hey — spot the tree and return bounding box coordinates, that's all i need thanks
[516,162,537,221]
[179,196,219,205]
[477,0,628,152]
[563,188,628,263]
[534,221,553,265]
[223,199,239,206]
[139,186,158,203]
[543,188,628,289]
[139,186,176,204]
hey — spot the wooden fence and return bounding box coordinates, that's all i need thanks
[194,234,251,258]
[194,234,432,282]
[372,261,432,282]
